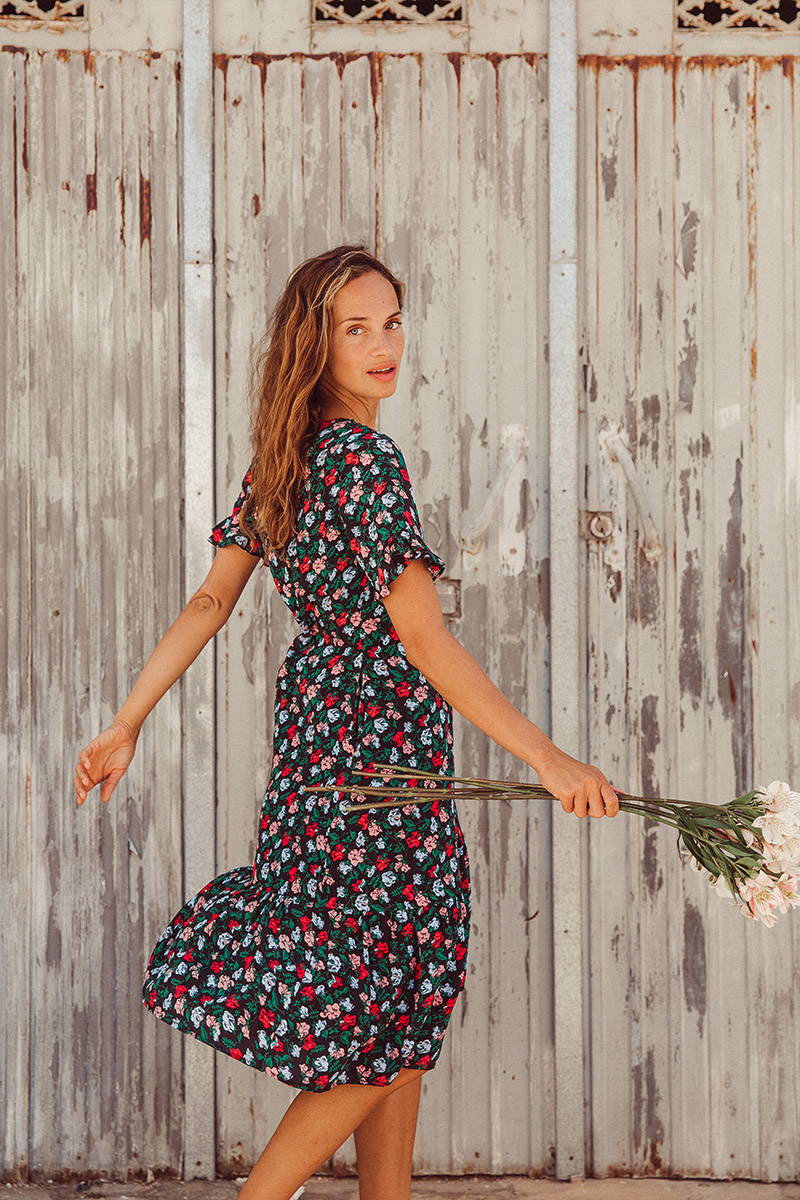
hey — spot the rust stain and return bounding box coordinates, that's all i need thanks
[445,51,462,85]
[252,193,261,217]
[214,49,542,98]
[581,53,792,74]
[83,49,95,75]
[119,168,125,244]
[250,51,267,92]
[86,109,97,213]
[11,84,18,224]
[139,171,151,246]
[537,555,550,630]
[369,52,382,109]
[632,1046,667,1170]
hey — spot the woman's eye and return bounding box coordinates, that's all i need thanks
[346,320,403,335]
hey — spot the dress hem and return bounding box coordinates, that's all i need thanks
[141,994,455,1092]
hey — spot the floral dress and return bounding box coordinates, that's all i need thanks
[142,417,471,1091]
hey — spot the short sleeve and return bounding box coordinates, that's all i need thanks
[207,463,264,558]
[327,432,446,602]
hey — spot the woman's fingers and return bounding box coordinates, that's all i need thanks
[571,779,621,819]
[74,727,135,806]
[538,749,626,820]
[586,786,606,819]
[600,780,620,816]
[100,768,124,804]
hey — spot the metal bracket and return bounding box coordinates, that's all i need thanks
[600,429,663,565]
[460,425,528,555]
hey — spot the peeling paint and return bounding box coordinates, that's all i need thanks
[716,457,751,792]
[677,205,699,277]
[600,148,618,201]
[682,899,707,1028]
[679,548,703,716]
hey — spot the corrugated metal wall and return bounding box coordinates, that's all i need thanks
[3,0,800,1184]
[2,46,185,1177]
[580,53,800,1179]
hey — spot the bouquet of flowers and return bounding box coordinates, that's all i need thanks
[305,767,800,928]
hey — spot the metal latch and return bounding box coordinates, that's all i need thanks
[460,425,528,556]
[598,430,663,565]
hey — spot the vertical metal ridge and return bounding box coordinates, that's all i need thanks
[180,0,216,1181]
[547,0,584,1181]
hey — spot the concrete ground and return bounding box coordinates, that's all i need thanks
[3,1178,800,1199]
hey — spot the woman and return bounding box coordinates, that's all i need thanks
[74,244,622,1200]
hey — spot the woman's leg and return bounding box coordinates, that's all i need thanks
[353,1069,424,1200]
[237,1067,425,1200]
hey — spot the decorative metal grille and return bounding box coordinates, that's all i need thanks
[676,0,800,30]
[0,0,85,19]
[313,0,464,22]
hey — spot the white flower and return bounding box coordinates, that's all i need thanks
[772,834,800,870]
[736,870,783,926]
[756,780,800,819]
[752,810,800,845]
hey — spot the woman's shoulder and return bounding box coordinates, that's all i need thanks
[310,421,407,478]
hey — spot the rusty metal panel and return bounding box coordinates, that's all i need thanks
[579,54,800,1181]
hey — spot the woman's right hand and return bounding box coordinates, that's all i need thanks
[534,744,624,818]
[74,717,139,807]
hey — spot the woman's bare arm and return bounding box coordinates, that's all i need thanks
[74,545,260,804]
[383,559,623,819]
[112,546,260,733]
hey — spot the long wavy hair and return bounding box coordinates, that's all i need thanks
[235,244,405,562]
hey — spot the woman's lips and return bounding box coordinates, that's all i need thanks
[368,366,396,377]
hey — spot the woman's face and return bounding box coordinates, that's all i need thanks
[320,271,404,411]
